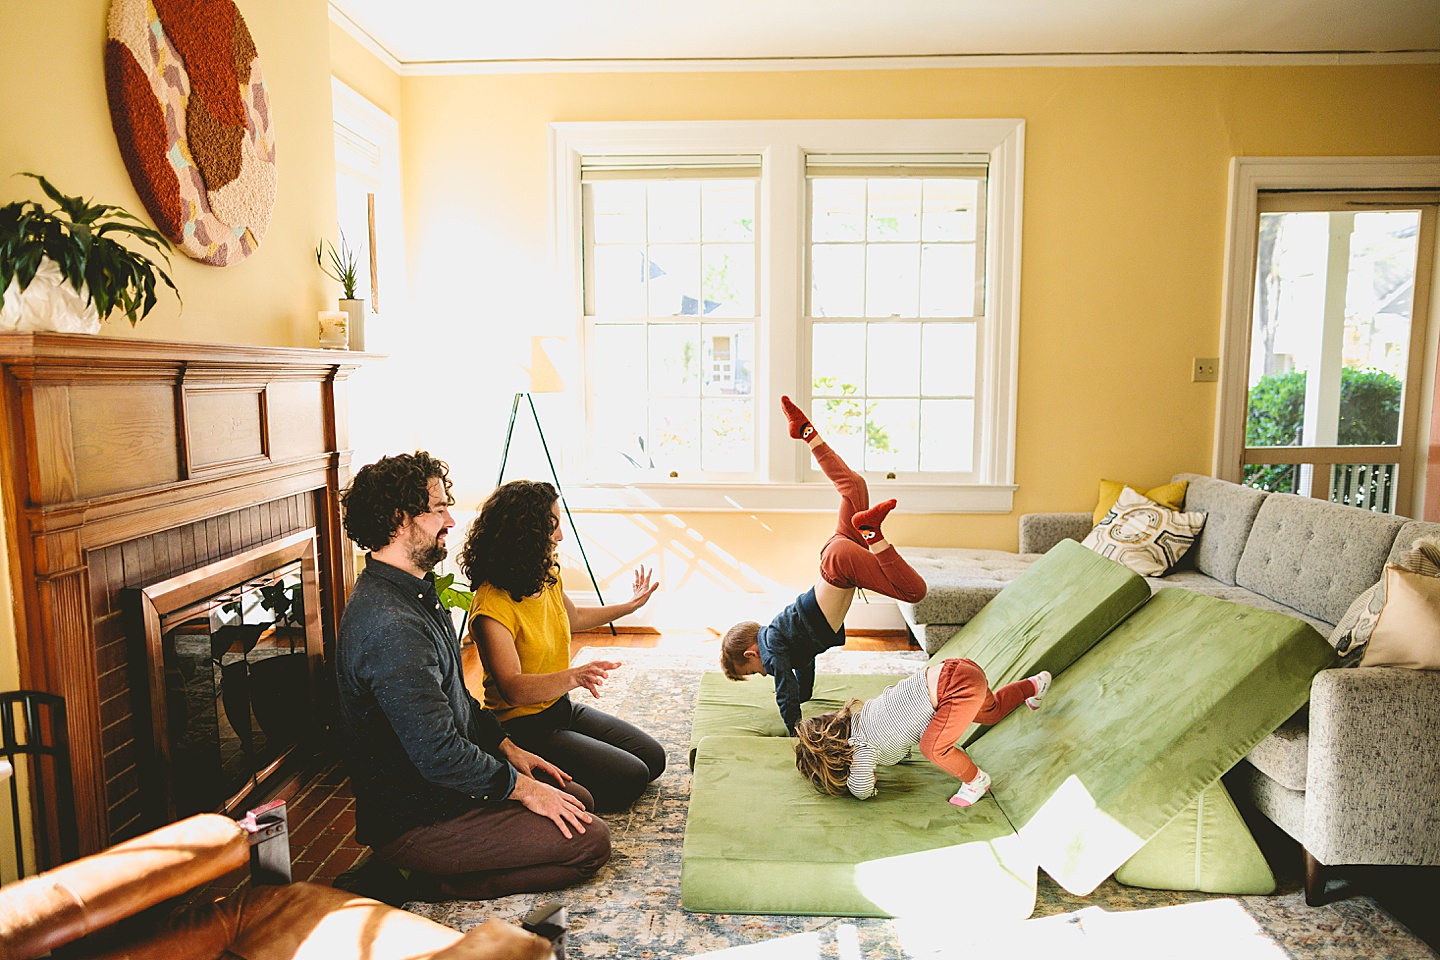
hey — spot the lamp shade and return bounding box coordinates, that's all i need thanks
[525,335,566,394]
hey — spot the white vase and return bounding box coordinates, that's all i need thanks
[0,257,101,334]
[339,298,365,351]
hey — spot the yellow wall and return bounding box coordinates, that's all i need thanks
[0,0,340,348]
[371,64,1440,600]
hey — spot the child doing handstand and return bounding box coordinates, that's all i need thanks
[719,396,928,734]
[793,657,1051,807]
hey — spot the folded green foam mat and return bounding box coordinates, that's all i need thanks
[682,736,1037,919]
[973,587,1335,896]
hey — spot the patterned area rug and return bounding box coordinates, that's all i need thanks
[404,648,1437,959]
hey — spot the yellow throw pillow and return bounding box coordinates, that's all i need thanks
[1360,563,1440,670]
[1094,479,1189,526]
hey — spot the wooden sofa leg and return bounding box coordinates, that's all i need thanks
[1303,848,1327,906]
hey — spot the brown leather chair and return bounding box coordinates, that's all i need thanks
[0,814,553,960]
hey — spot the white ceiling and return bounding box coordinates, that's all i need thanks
[329,0,1440,70]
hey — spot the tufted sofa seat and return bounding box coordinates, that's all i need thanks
[895,472,1440,903]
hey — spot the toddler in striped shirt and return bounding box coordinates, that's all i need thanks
[793,658,1051,807]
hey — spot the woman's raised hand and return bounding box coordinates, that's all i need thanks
[570,659,621,698]
[628,565,659,611]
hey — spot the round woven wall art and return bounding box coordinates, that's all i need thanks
[104,0,277,267]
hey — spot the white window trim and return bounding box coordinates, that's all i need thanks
[330,78,406,325]
[1214,157,1440,494]
[551,119,1024,514]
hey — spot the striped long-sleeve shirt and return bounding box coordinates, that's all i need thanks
[846,668,934,800]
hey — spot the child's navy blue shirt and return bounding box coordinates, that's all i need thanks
[756,586,847,733]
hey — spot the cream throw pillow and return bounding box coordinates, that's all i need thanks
[1330,536,1440,667]
[1081,485,1207,577]
[1360,563,1440,670]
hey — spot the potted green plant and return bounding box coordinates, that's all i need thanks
[315,233,365,350]
[0,173,179,332]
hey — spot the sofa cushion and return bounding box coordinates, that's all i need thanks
[1145,570,1333,633]
[1173,473,1268,585]
[1243,707,1310,791]
[971,587,1336,896]
[1113,779,1276,894]
[1388,520,1440,563]
[681,735,1037,919]
[1081,486,1207,576]
[894,547,1039,627]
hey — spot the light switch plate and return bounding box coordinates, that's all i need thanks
[1192,357,1219,382]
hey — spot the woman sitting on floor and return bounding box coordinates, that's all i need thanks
[459,480,666,812]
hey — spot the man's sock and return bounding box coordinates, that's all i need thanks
[781,395,818,443]
[853,499,897,545]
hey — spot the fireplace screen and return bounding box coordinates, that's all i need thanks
[132,530,323,823]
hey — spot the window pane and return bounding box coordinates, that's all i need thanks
[650,400,700,471]
[919,243,973,318]
[921,322,975,396]
[865,244,920,318]
[867,179,921,242]
[591,324,648,471]
[591,245,647,317]
[1247,209,1418,451]
[702,244,755,318]
[648,244,702,317]
[1329,462,1399,512]
[812,179,865,242]
[702,398,753,471]
[920,399,974,472]
[647,181,700,243]
[702,323,753,397]
[812,322,866,396]
[867,322,920,396]
[811,244,864,318]
[866,399,919,472]
[815,395,866,465]
[588,181,647,244]
[649,323,701,395]
[922,179,978,242]
[702,181,755,242]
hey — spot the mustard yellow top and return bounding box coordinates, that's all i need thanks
[469,578,570,721]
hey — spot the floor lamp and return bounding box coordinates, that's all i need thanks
[496,338,614,636]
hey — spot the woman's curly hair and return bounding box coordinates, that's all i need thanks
[793,700,862,796]
[459,480,560,601]
[341,451,453,551]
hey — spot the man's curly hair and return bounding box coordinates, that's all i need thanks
[341,451,453,551]
[459,480,560,601]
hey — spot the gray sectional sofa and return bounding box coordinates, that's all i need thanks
[896,472,1440,902]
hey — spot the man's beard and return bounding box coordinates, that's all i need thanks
[409,538,447,573]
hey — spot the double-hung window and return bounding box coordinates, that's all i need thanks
[552,120,1024,512]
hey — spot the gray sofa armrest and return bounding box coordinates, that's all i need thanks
[1304,666,1440,866]
[1018,513,1093,554]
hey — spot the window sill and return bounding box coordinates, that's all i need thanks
[558,481,1016,514]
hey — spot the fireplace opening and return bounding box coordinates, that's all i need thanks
[128,530,325,825]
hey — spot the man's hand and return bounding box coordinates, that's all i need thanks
[499,738,572,785]
[568,659,620,698]
[509,774,592,839]
[626,566,659,613]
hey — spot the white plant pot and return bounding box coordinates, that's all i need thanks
[0,257,102,334]
[339,298,365,351]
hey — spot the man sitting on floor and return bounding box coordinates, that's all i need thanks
[335,450,610,902]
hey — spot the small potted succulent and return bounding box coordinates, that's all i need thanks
[315,233,365,350]
[0,173,178,333]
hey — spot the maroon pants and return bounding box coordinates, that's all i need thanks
[374,780,611,900]
[918,658,1036,783]
[812,441,927,602]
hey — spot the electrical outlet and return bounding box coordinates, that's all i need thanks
[1192,357,1219,382]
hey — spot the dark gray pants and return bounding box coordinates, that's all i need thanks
[502,696,666,812]
[375,779,610,900]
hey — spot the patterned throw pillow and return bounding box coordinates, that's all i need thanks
[1330,536,1440,667]
[1080,486,1208,577]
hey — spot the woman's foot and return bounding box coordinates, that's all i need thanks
[949,769,991,808]
[852,499,896,545]
[1026,670,1052,710]
[781,395,817,442]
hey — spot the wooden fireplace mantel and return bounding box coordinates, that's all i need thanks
[0,333,369,862]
